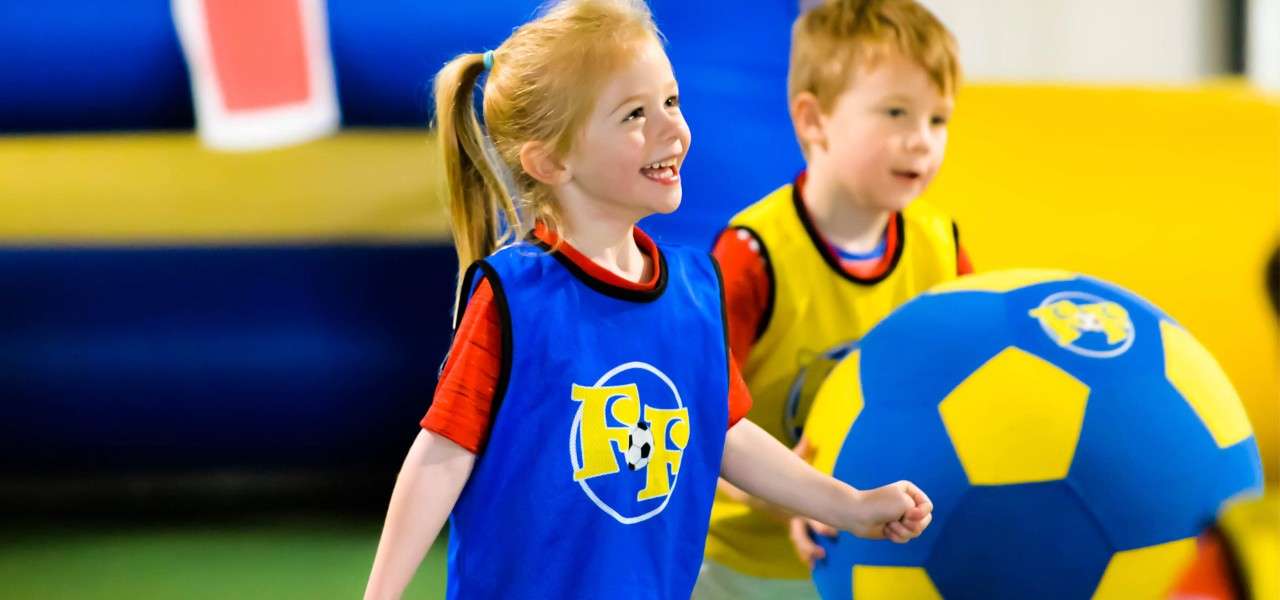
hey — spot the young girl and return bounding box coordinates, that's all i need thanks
[363,2,932,598]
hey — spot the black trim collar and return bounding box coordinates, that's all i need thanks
[530,235,669,303]
[791,177,905,286]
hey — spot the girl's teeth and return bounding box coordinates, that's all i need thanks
[642,167,676,181]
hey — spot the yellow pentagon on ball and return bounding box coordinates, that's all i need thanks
[852,565,942,599]
[1091,537,1197,600]
[928,268,1077,294]
[939,347,1089,485]
[1160,321,1253,449]
[807,350,865,476]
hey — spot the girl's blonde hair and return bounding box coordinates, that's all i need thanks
[433,0,661,285]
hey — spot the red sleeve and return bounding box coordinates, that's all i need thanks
[712,227,772,368]
[957,243,974,275]
[727,355,753,428]
[954,222,974,275]
[421,278,503,454]
[1169,530,1240,599]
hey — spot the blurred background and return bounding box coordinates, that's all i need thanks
[1,0,1276,598]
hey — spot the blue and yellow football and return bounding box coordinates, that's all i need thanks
[805,269,1263,599]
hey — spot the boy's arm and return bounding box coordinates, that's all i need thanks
[721,418,932,543]
[365,430,474,600]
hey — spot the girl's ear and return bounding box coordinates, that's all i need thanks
[520,140,571,186]
[790,92,828,154]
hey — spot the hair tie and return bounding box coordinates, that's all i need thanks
[483,50,495,71]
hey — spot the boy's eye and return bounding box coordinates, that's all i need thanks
[887,107,906,118]
[624,106,645,122]
[665,95,680,108]
[931,115,949,126]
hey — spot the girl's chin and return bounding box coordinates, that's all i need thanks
[651,188,683,215]
[653,197,682,215]
[605,188,682,220]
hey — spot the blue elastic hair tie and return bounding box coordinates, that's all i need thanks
[483,50,495,71]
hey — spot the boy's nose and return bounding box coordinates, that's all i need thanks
[904,124,935,154]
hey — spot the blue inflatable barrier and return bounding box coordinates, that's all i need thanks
[0,244,456,473]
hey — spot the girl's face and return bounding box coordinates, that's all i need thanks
[560,38,691,222]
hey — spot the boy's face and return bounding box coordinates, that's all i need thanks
[810,51,953,212]
[562,38,691,221]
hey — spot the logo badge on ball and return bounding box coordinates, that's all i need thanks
[1029,292,1135,358]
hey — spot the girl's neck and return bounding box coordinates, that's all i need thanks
[802,167,890,254]
[556,208,651,284]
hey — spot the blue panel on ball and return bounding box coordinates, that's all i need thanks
[858,290,1013,410]
[926,483,1111,600]
[812,404,970,599]
[1070,377,1264,548]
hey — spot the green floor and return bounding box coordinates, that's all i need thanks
[0,515,448,599]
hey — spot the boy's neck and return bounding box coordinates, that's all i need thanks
[557,207,651,284]
[801,166,891,254]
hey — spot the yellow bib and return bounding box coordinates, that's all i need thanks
[706,181,959,579]
[1216,494,1278,600]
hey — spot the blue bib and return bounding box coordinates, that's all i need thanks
[445,240,730,600]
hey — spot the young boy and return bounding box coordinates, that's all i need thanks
[696,1,971,597]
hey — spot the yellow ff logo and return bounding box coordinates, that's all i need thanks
[569,362,689,524]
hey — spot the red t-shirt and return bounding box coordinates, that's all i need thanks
[1168,529,1241,599]
[422,225,754,453]
[712,175,973,366]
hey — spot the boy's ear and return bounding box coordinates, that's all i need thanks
[519,140,570,186]
[790,92,827,154]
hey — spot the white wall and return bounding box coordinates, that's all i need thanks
[1248,0,1280,90]
[917,0,1229,84]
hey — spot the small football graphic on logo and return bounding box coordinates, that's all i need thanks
[625,422,653,471]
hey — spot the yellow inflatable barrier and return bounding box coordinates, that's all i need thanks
[0,130,447,244]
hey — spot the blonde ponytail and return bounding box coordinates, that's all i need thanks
[433,52,522,277]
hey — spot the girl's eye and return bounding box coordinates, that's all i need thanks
[624,107,645,122]
[665,95,680,108]
[887,107,906,118]
[931,115,949,126]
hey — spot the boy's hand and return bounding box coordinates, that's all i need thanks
[848,481,933,543]
[789,516,838,568]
